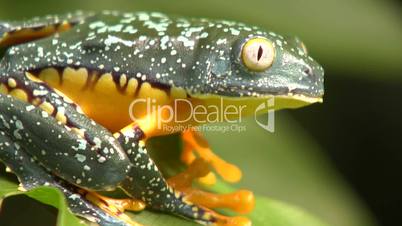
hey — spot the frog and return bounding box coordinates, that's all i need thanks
[0,11,324,226]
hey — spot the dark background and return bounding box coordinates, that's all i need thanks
[291,70,402,226]
[0,0,401,226]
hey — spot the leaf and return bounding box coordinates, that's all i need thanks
[0,170,17,195]
[0,171,86,226]
[251,197,328,226]
[0,169,328,226]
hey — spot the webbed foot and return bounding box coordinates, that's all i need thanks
[168,159,255,225]
[181,130,242,184]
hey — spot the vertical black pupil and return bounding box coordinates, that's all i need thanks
[257,46,263,61]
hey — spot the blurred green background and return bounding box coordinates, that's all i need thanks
[0,0,401,226]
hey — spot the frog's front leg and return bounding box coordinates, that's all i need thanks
[0,94,136,226]
[1,71,147,225]
[115,124,252,226]
[0,72,133,190]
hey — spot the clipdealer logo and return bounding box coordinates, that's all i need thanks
[128,97,275,133]
[254,97,275,132]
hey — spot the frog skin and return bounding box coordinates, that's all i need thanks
[0,11,324,226]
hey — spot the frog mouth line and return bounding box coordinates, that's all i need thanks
[234,87,324,101]
[190,84,324,103]
[274,93,323,103]
[206,80,324,101]
[191,93,323,103]
[188,93,322,114]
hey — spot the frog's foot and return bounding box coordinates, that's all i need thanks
[80,190,145,226]
[168,159,255,215]
[181,130,242,184]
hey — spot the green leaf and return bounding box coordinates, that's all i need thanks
[0,172,86,226]
[251,197,328,226]
[0,170,328,226]
[25,187,87,226]
[0,171,18,195]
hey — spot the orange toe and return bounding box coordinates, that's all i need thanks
[215,216,252,226]
[168,158,210,189]
[185,189,255,214]
[181,130,243,183]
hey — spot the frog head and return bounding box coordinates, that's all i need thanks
[185,22,324,113]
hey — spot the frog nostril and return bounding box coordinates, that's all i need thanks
[303,67,314,77]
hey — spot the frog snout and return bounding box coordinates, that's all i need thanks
[299,63,324,97]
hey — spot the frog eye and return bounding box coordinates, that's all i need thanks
[241,37,275,72]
